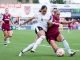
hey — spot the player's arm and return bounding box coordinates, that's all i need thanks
[47,16,59,27]
[48,20,60,26]
[47,15,53,27]
[9,15,14,25]
[21,17,35,25]
[47,20,53,27]
[60,20,73,24]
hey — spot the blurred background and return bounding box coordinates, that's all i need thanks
[0,0,80,4]
[0,1,80,60]
[0,0,80,30]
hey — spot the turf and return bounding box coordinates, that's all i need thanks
[0,30,80,60]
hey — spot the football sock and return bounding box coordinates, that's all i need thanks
[62,39,72,54]
[7,37,10,40]
[22,43,35,53]
[31,35,45,51]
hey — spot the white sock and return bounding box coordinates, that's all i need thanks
[6,37,10,43]
[62,40,72,54]
[4,38,7,44]
[22,43,35,53]
[7,37,10,41]
[31,36,45,51]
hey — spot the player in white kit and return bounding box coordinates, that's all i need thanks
[19,5,51,56]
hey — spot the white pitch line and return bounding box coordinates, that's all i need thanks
[0,42,80,52]
[0,42,80,45]
[40,45,51,47]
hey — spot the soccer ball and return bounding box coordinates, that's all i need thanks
[56,48,65,57]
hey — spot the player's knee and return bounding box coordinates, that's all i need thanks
[58,39,64,42]
[8,34,12,37]
[8,31,13,37]
[8,33,13,37]
[57,39,62,42]
[57,37,64,42]
[40,35,46,39]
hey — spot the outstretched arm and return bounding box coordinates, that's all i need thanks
[48,20,60,27]
[60,20,73,24]
[21,17,35,25]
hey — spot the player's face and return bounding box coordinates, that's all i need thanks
[55,11,60,18]
[52,9,57,15]
[5,9,9,14]
[41,8,47,15]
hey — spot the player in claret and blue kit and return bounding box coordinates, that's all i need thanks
[46,9,76,56]
[1,8,13,46]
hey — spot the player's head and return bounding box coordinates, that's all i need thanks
[5,8,9,14]
[39,5,47,15]
[52,8,57,14]
[54,10,60,18]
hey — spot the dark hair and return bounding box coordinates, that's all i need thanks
[53,8,57,9]
[39,5,47,12]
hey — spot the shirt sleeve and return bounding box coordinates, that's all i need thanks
[49,15,53,22]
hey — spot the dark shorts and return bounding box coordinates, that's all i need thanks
[46,31,60,43]
[35,26,44,34]
[2,23,11,31]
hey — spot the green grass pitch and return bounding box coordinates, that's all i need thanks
[0,30,80,60]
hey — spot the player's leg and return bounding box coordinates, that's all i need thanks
[49,40,59,52]
[21,36,38,53]
[7,30,13,43]
[46,35,59,52]
[8,30,13,37]
[3,30,8,46]
[19,36,38,56]
[19,42,35,56]
[31,30,46,52]
[57,34,76,56]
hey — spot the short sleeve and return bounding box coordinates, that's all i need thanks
[49,15,53,22]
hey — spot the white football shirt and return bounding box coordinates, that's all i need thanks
[33,12,51,31]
